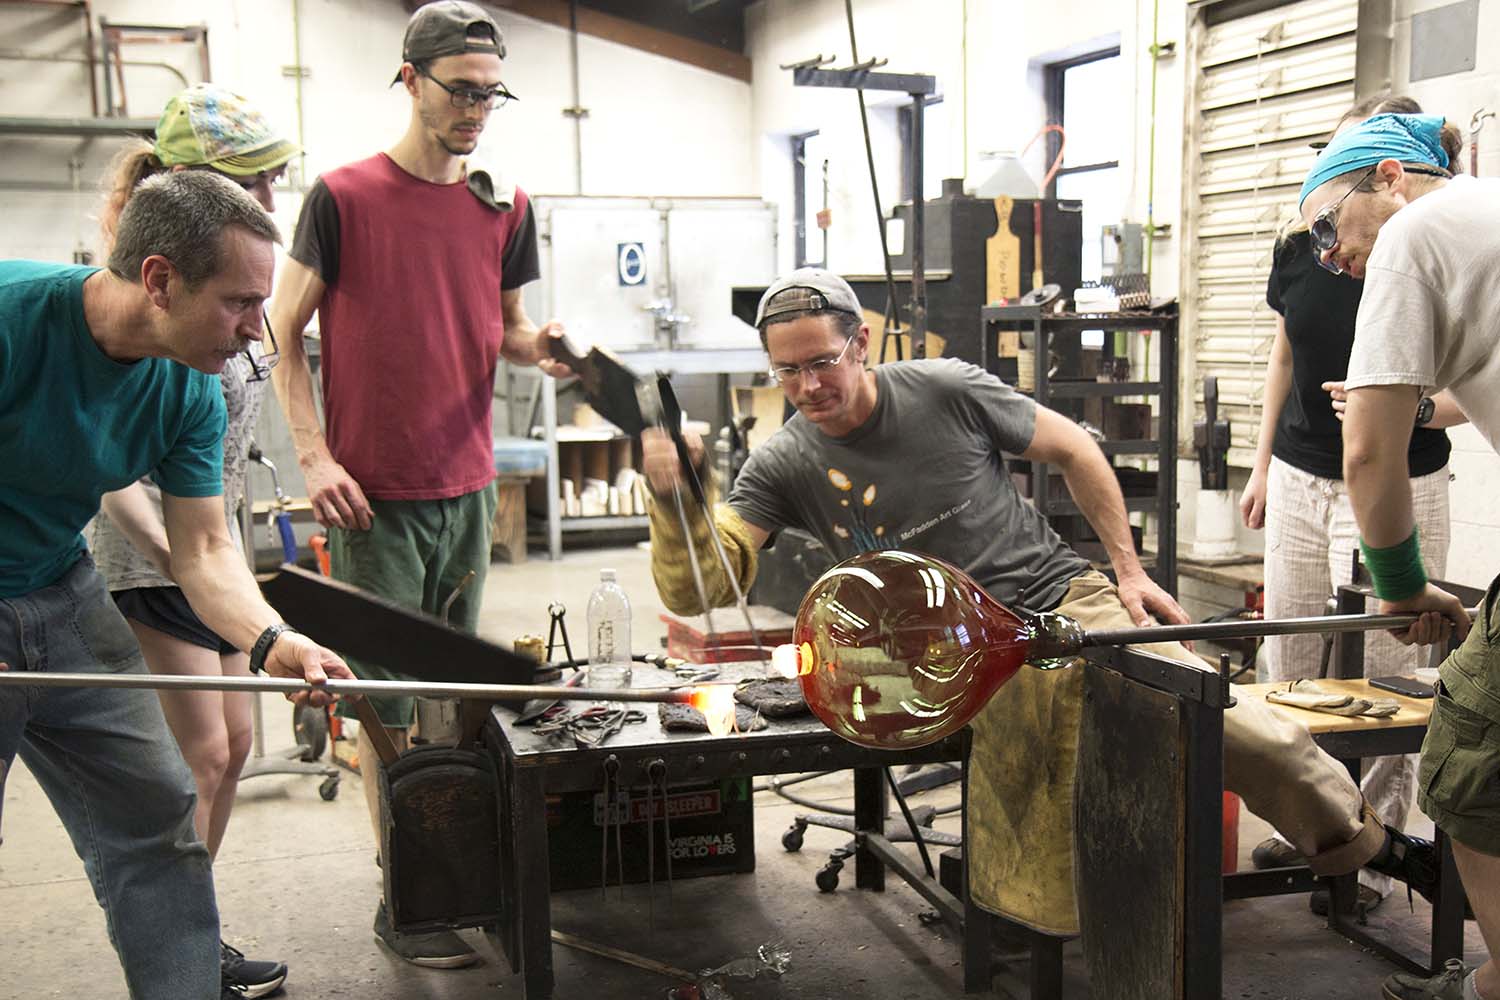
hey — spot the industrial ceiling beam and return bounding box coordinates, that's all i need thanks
[483,0,751,82]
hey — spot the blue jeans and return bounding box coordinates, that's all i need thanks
[0,556,219,999]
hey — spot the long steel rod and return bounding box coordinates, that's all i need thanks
[1082,606,1479,650]
[0,672,700,704]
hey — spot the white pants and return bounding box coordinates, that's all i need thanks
[1262,456,1452,891]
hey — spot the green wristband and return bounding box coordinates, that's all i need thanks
[1359,529,1427,602]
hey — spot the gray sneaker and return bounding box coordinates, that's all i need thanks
[1382,959,1475,999]
[372,901,480,970]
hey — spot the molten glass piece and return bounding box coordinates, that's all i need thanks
[688,684,739,737]
[774,551,1081,750]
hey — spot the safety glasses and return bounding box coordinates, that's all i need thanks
[1309,166,1376,275]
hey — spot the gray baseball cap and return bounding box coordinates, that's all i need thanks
[393,1,506,83]
[754,268,863,328]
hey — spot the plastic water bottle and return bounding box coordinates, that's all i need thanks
[586,568,632,689]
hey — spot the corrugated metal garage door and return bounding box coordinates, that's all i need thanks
[1180,0,1360,467]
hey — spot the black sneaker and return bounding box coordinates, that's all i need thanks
[221,986,247,1000]
[1250,837,1305,869]
[372,901,480,969]
[1363,827,1440,901]
[221,941,287,999]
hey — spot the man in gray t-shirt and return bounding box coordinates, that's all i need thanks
[731,356,1089,612]
[642,268,1436,941]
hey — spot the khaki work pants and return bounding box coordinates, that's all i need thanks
[966,571,1384,935]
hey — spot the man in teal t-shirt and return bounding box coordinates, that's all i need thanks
[0,171,353,1000]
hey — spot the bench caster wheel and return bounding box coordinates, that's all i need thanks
[815,859,842,893]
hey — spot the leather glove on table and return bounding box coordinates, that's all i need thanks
[1265,679,1400,718]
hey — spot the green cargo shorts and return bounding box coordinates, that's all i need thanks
[1417,573,1500,855]
[329,483,497,728]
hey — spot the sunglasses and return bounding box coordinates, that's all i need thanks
[244,312,279,382]
[1309,166,1376,275]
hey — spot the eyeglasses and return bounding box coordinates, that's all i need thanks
[1309,166,1376,275]
[244,312,279,383]
[419,67,517,110]
[768,335,857,385]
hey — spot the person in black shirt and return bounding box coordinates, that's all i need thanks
[1239,95,1467,915]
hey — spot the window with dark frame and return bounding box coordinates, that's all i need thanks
[791,130,827,269]
[898,95,945,205]
[1043,46,1124,283]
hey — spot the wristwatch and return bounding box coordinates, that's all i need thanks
[249,623,296,674]
[1415,396,1436,427]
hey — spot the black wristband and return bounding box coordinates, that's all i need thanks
[1415,396,1435,427]
[249,623,295,674]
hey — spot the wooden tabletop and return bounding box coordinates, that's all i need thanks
[1236,678,1433,733]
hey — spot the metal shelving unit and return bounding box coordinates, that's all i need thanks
[980,304,1180,595]
[534,348,768,560]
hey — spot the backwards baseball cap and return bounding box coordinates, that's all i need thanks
[393,0,506,83]
[755,268,863,328]
[153,84,301,177]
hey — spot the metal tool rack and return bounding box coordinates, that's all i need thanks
[979,304,1180,594]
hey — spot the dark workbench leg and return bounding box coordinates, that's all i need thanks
[511,767,554,999]
[1028,932,1063,1000]
[963,891,995,993]
[1432,828,1467,971]
[1182,698,1225,1000]
[960,756,994,995]
[854,766,887,891]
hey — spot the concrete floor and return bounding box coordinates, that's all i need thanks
[0,543,1488,999]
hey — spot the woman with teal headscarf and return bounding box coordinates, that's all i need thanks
[1241,98,1466,924]
[1299,113,1500,1000]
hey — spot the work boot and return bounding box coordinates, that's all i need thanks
[1251,837,1305,869]
[373,901,480,969]
[220,941,287,999]
[1309,883,1384,919]
[1382,958,1477,999]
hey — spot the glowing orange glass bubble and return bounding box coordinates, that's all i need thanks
[778,550,1073,750]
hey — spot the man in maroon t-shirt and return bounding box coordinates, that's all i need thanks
[267,0,565,970]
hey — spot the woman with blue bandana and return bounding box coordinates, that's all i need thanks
[1242,96,1466,921]
[1299,112,1500,1000]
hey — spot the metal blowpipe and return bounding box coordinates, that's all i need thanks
[1029,605,1482,660]
[0,672,702,704]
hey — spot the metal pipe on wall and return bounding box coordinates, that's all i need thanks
[1144,0,1161,283]
[290,0,309,187]
[566,0,584,194]
[0,49,189,89]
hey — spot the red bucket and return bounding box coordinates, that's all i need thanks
[1222,791,1241,874]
